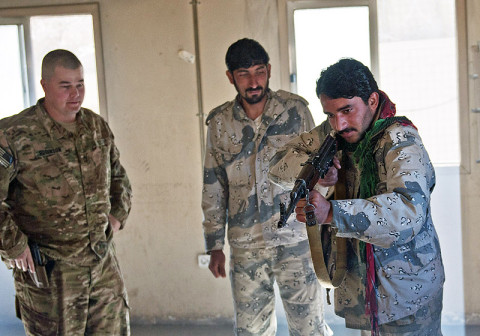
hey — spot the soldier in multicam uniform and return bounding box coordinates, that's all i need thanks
[202,38,332,336]
[0,49,132,335]
[269,58,445,335]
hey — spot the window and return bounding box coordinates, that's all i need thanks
[0,22,29,117]
[377,0,458,165]
[0,4,106,119]
[283,0,458,165]
[293,5,372,125]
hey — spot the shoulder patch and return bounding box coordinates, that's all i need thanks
[205,101,233,125]
[275,90,309,106]
[0,147,13,168]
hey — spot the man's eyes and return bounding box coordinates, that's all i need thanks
[325,108,352,118]
[254,68,267,77]
[60,84,84,89]
[238,70,266,77]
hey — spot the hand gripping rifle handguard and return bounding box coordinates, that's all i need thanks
[278,131,338,228]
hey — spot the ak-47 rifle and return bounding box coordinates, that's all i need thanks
[278,131,347,291]
[278,131,338,228]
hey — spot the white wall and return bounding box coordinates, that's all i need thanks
[0,0,478,327]
[432,167,464,324]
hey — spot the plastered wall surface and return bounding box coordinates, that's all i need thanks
[0,0,479,326]
[97,0,218,321]
[463,0,480,324]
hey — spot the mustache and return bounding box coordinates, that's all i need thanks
[246,86,263,93]
[338,128,357,135]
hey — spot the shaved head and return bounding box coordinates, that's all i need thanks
[41,49,82,80]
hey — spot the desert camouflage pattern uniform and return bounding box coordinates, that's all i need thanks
[0,99,132,335]
[202,89,332,336]
[269,117,445,335]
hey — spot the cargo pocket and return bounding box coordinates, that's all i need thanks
[119,293,131,336]
[17,299,58,336]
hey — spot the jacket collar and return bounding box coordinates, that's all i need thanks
[35,98,88,139]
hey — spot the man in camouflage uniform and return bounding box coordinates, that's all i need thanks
[0,49,132,335]
[202,38,332,336]
[269,58,445,335]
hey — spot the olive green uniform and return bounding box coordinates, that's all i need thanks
[0,99,132,335]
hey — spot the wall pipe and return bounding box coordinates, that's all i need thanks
[190,0,206,167]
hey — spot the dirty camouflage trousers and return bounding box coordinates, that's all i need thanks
[14,246,130,336]
[360,289,443,336]
[230,239,332,336]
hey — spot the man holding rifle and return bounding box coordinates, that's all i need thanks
[0,49,132,335]
[269,58,445,335]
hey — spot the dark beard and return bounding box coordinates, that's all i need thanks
[234,79,269,105]
[243,90,266,104]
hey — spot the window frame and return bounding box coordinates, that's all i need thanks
[277,0,469,172]
[0,17,32,108]
[277,0,378,92]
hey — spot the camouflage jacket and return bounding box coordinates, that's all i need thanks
[202,89,315,251]
[0,99,132,266]
[269,120,445,328]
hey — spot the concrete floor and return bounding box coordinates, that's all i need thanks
[132,324,480,336]
[2,321,479,335]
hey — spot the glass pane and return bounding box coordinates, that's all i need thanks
[30,15,100,113]
[294,7,370,124]
[0,25,27,118]
[378,0,458,165]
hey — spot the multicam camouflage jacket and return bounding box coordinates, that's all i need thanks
[202,89,315,252]
[269,119,445,328]
[0,99,132,266]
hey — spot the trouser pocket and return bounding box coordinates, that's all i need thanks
[17,298,58,336]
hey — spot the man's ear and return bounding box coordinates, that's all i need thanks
[40,79,48,94]
[267,63,271,79]
[226,70,234,84]
[368,91,379,111]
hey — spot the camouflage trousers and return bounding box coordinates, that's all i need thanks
[14,246,130,336]
[360,289,443,336]
[230,239,333,336]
